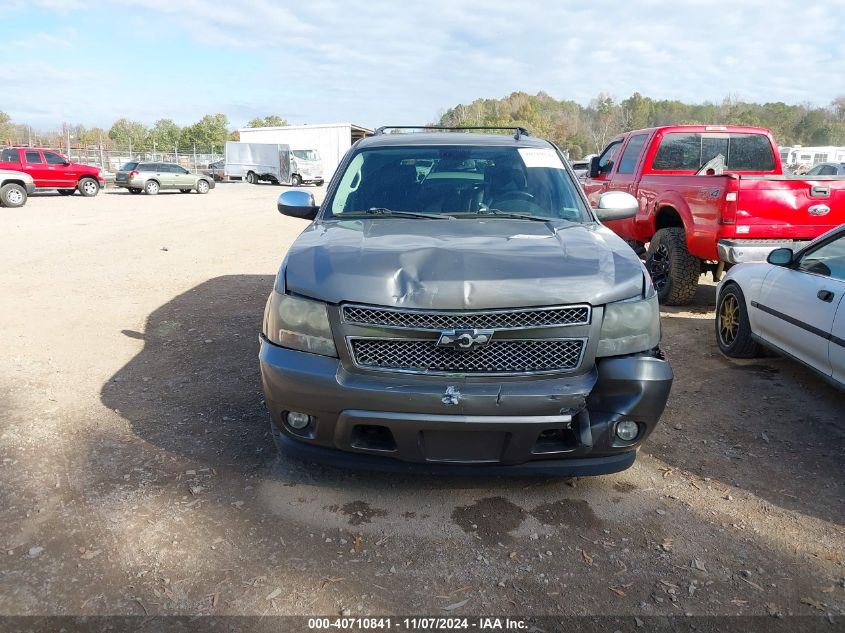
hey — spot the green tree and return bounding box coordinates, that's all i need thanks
[149,119,182,150]
[246,115,288,128]
[181,113,229,150]
[0,111,14,143]
[108,118,149,149]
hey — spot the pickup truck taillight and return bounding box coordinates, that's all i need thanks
[720,176,739,225]
[129,170,139,178]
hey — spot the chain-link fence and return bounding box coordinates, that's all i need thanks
[1,142,224,175]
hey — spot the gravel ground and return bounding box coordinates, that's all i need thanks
[0,184,843,621]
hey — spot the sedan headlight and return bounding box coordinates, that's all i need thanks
[597,293,660,357]
[263,290,337,357]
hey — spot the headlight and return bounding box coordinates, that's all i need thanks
[597,294,660,357]
[263,290,337,357]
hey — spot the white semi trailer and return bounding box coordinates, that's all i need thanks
[224,141,324,186]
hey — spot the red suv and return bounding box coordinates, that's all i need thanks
[0,147,104,197]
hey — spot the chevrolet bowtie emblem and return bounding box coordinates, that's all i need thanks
[436,328,494,350]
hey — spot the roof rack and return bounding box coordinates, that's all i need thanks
[373,125,531,140]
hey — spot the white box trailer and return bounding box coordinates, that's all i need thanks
[225,141,326,186]
[236,123,372,184]
[225,142,290,184]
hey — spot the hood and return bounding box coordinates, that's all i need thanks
[284,218,646,309]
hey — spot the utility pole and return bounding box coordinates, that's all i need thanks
[64,123,71,156]
[193,143,197,170]
[27,126,32,147]
[153,139,156,161]
[129,138,133,159]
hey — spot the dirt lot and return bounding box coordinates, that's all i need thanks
[1,184,843,622]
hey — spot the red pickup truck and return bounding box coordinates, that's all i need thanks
[0,147,104,197]
[583,125,845,304]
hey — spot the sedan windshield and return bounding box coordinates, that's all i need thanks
[326,145,590,222]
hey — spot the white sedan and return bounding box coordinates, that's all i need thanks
[715,224,845,389]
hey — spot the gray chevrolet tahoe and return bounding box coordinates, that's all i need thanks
[259,127,673,475]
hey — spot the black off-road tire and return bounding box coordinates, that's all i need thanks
[58,189,75,196]
[77,177,100,197]
[0,183,27,208]
[144,180,160,195]
[646,228,701,305]
[716,283,762,358]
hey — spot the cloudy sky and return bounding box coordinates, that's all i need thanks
[3,0,844,130]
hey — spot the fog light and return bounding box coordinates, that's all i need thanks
[285,411,311,430]
[616,420,639,441]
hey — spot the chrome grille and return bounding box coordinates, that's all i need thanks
[349,338,585,374]
[342,304,590,330]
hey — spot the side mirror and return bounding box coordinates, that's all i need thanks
[594,191,638,222]
[589,156,601,178]
[277,190,318,220]
[767,248,793,266]
[63,160,71,166]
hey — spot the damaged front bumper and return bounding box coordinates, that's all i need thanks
[259,339,672,475]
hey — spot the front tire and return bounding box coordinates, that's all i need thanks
[0,183,27,208]
[645,227,700,305]
[290,173,302,187]
[77,177,100,197]
[196,179,210,194]
[246,172,256,184]
[716,283,762,358]
[144,180,160,195]
[314,180,324,187]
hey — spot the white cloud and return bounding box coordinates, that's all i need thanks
[5,0,845,128]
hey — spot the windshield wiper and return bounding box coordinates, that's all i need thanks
[472,208,551,222]
[361,207,454,220]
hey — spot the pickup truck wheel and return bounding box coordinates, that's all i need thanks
[646,228,700,305]
[246,172,256,184]
[144,180,160,195]
[290,173,302,187]
[0,183,27,208]
[716,283,761,358]
[196,180,210,194]
[315,180,324,187]
[77,177,100,197]
[57,189,75,196]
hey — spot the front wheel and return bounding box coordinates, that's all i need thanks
[645,227,700,305]
[246,172,256,184]
[314,180,324,187]
[77,177,100,197]
[716,284,762,358]
[290,173,302,187]
[196,180,210,194]
[58,189,75,196]
[144,180,160,195]
[0,183,27,208]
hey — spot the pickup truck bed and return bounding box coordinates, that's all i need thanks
[584,125,845,304]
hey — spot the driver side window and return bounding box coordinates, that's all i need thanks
[798,234,845,281]
[597,140,623,175]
